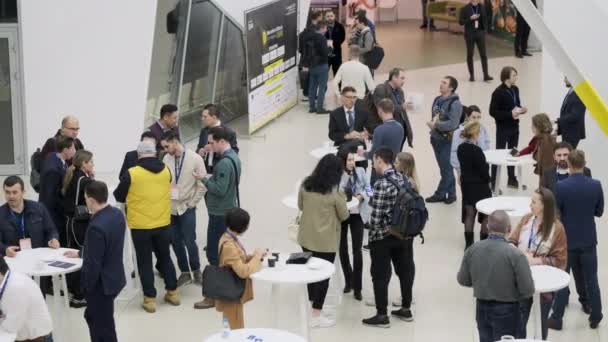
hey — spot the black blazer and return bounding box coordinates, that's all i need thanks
[326,22,346,58]
[459,3,489,34]
[328,106,369,146]
[0,200,58,255]
[119,150,139,181]
[457,142,490,184]
[80,205,126,296]
[38,153,67,226]
[490,84,522,133]
[63,169,93,217]
[542,166,591,194]
[197,125,239,173]
[557,90,586,143]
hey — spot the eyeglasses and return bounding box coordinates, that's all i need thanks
[342,95,357,100]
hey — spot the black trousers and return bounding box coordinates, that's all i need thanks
[514,14,531,55]
[465,30,489,78]
[328,54,342,76]
[299,67,309,96]
[85,287,118,342]
[66,217,88,300]
[370,236,415,315]
[302,247,336,310]
[491,128,520,186]
[339,214,364,292]
[131,226,178,298]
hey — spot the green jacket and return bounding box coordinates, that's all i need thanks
[202,149,241,215]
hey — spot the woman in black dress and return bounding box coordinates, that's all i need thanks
[457,122,492,250]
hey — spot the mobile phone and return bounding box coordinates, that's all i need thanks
[510,148,518,156]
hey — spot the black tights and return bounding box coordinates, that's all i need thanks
[464,205,487,234]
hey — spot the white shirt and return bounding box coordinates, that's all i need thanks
[333,60,375,99]
[0,271,53,340]
[207,121,222,168]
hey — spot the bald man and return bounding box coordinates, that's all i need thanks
[458,210,535,342]
[39,115,85,165]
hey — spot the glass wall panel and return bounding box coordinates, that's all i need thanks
[214,18,248,124]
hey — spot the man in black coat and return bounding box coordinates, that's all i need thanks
[197,104,239,174]
[298,11,323,98]
[119,131,157,181]
[65,181,126,342]
[557,77,587,148]
[459,0,493,82]
[325,10,345,76]
[542,142,592,194]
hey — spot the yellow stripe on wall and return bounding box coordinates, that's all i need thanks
[574,80,608,137]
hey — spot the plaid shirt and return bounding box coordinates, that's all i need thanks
[369,168,407,243]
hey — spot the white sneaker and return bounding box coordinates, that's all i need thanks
[311,315,336,328]
[365,298,375,307]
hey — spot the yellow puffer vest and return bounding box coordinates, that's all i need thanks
[126,166,171,229]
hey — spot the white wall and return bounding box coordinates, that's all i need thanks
[398,0,422,20]
[540,0,608,183]
[20,0,158,174]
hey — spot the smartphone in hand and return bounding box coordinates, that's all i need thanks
[510,148,518,157]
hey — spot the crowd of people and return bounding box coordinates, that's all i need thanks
[0,2,603,342]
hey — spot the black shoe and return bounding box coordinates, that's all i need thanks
[444,196,457,204]
[69,297,87,309]
[343,285,352,294]
[309,109,316,113]
[354,291,362,301]
[362,244,370,251]
[429,25,437,31]
[425,194,445,203]
[316,109,330,114]
[507,178,519,189]
[523,51,533,56]
[583,303,592,315]
[515,52,524,58]
[419,24,428,29]
[548,318,563,331]
[590,316,602,329]
[391,308,414,322]
[362,314,391,328]
[469,76,475,82]
[483,75,494,82]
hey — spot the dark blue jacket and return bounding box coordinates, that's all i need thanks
[0,200,58,255]
[80,205,126,296]
[557,89,586,144]
[366,119,404,159]
[38,153,67,228]
[555,173,604,249]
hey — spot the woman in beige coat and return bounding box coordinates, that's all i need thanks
[298,154,349,328]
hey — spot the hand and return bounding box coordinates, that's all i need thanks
[511,108,520,119]
[520,106,528,114]
[5,246,19,257]
[526,252,541,265]
[197,148,207,157]
[362,129,370,141]
[356,194,364,201]
[64,250,80,258]
[253,248,267,259]
[48,239,60,249]
[426,121,435,130]
[193,170,205,181]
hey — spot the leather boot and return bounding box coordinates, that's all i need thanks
[464,232,474,250]
[480,232,489,241]
[164,289,181,306]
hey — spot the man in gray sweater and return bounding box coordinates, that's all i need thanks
[426,76,463,204]
[458,210,535,342]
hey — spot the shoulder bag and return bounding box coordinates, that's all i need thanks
[73,176,91,221]
[202,242,246,302]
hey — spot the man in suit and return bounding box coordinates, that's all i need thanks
[146,104,180,151]
[542,142,591,193]
[197,104,239,174]
[118,131,157,181]
[65,181,125,342]
[39,136,76,246]
[39,115,85,164]
[459,0,493,82]
[325,10,345,76]
[329,86,369,146]
[557,77,587,148]
[550,150,604,330]
[514,0,536,58]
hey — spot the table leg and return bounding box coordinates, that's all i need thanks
[51,275,65,342]
[270,283,279,327]
[495,165,503,195]
[534,293,542,339]
[299,284,311,341]
[517,165,527,191]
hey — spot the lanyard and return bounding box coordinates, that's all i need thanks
[226,230,247,255]
[527,217,537,250]
[174,150,186,184]
[507,88,519,106]
[472,4,480,15]
[0,271,10,302]
[11,211,26,239]
[488,234,506,242]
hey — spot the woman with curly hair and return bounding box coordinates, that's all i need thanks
[517,113,556,186]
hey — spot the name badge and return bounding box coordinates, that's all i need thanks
[474,21,479,29]
[19,238,32,250]
[171,185,180,200]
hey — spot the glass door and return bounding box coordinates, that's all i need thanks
[0,27,24,175]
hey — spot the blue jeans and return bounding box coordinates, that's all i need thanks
[206,214,227,266]
[430,136,456,197]
[519,296,552,340]
[308,64,329,111]
[552,246,603,322]
[476,300,520,342]
[171,208,201,273]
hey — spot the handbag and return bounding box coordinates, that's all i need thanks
[286,252,313,265]
[73,176,91,221]
[202,265,246,302]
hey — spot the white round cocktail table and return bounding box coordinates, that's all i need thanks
[205,328,306,342]
[251,255,335,341]
[530,265,570,340]
[476,196,531,218]
[484,149,535,194]
[282,194,359,211]
[0,330,16,342]
[310,142,366,161]
[5,247,82,342]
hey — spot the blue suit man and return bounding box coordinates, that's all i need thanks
[66,181,126,342]
[557,78,586,148]
[550,150,604,330]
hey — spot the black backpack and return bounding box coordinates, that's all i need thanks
[30,148,43,193]
[385,176,428,242]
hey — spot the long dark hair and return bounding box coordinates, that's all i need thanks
[536,187,557,240]
[303,154,344,194]
[337,143,359,182]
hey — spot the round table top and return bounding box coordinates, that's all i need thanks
[531,265,570,293]
[0,330,16,342]
[281,195,359,210]
[310,143,366,161]
[205,328,305,342]
[484,149,536,166]
[251,255,335,284]
[5,248,82,276]
[476,196,531,217]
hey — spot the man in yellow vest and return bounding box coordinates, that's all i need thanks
[113,141,180,313]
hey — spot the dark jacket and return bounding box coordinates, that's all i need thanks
[457,142,490,185]
[308,31,329,67]
[459,3,489,34]
[39,130,84,170]
[557,89,586,144]
[118,150,139,181]
[542,166,592,194]
[0,200,58,255]
[298,26,314,56]
[372,81,413,147]
[490,84,522,133]
[555,173,604,249]
[202,149,241,216]
[326,21,345,58]
[328,106,369,146]
[366,119,404,160]
[197,124,239,173]
[113,157,167,203]
[39,153,67,229]
[80,205,126,296]
[147,121,180,151]
[63,169,93,217]
[431,94,463,140]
